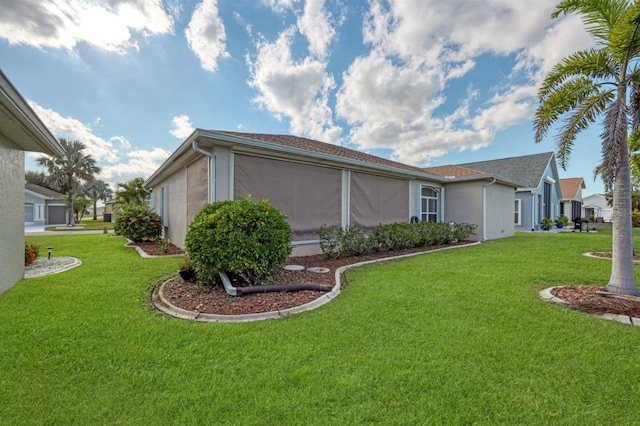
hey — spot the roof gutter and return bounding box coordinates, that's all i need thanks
[482,178,496,241]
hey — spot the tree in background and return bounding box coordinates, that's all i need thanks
[534,0,640,296]
[25,170,60,192]
[37,138,101,226]
[72,196,91,223]
[83,180,113,220]
[115,177,150,209]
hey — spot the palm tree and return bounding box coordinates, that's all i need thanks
[115,177,150,209]
[37,138,101,226]
[83,180,113,220]
[534,0,640,296]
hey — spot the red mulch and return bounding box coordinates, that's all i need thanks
[551,286,640,318]
[154,242,472,315]
[131,240,185,256]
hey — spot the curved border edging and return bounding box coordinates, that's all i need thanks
[582,252,640,262]
[25,257,82,278]
[124,240,184,259]
[151,241,482,323]
[539,286,640,327]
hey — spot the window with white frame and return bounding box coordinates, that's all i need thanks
[420,186,438,222]
[514,199,521,225]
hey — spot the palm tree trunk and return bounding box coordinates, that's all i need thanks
[604,141,640,296]
[93,200,98,221]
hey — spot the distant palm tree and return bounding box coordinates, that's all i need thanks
[115,177,150,209]
[534,0,640,296]
[83,180,113,220]
[37,138,101,226]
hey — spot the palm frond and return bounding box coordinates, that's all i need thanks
[599,100,628,189]
[538,49,616,99]
[553,0,628,44]
[610,1,640,63]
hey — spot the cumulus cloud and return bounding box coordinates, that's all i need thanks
[28,101,120,163]
[263,0,300,13]
[100,147,171,184]
[247,28,341,143]
[297,0,335,58]
[185,0,229,72]
[329,0,595,166]
[0,0,173,53]
[170,114,195,139]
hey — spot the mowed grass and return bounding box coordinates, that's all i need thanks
[45,216,114,231]
[2,230,640,424]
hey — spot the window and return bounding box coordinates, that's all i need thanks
[514,199,521,225]
[420,186,438,222]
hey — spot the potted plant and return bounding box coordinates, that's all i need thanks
[540,218,554,231]
[178,256,196,281]
[555,215,569,229]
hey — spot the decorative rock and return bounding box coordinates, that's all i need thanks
[307,267,330,274]
[283,264,305,271]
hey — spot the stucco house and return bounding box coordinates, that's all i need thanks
[24,183,67,225]
[145,130,520,255]
[0,69,64,294]
[456,152,563,231]
[559,178,586,221]
[582,194,613,222]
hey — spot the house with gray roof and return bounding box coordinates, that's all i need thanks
[0,69,64,294]
[24,183,67,226]
[145,130,521,255]
[457,152,563,231]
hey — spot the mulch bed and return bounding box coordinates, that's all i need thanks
[590,252,640,261]
[150,242,472,315]
[134,242,640,319]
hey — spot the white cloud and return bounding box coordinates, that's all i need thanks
[170,115,195,139]
[185,0,229,72]
[297,0,335,58]
[100,147,171,184]
[28,101,119,163]
[0,0,173,53]
[263,0,300,13]
[247,28,341,143]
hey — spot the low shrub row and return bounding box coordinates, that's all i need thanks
[114,206,163,242]
[317,222,477,259]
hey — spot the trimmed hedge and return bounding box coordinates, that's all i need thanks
[113,206,163,242]
[185,198,293,285]
[318,221,477,259]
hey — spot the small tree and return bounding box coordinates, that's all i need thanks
[72,196,91,223]
[115,177,150,209]
[83,180,113,220]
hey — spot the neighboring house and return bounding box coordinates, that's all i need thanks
[582,194,613,222]
[456,152,563,231]
[24,183,67,225]
[559,178,586,221]
[104,200,116,222]
[0,69,64,294]
[145,130,519,255]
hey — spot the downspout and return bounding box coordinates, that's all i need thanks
[531,191,536,231]
[219,272,332,296]
[192,140,216,202]
[482,178,496,241]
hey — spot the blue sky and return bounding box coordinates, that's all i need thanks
[1,0,606,194]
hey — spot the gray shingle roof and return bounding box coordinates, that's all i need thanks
[214,131,430,174]
[456,152,555,189]
[25,183,64,199]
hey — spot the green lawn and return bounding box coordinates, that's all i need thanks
[45,216,114,231]
[3,230,640,424]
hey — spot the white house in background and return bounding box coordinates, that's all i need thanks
[559,178,586,221]
[24,183,67,225]
[582,194,613,222]
[0,69,63,294]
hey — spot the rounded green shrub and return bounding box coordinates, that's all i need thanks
[185,198,293,285]
[114,206,163,242]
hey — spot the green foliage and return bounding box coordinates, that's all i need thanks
[113,206,163,242]
[555,215,570,226]
[72,196,91,223]
[115,177,150,209]
[24,241,39,266]
[633,210,640,227]
[185,198,293,285]
[540,218,554,230]
[318,221,477,259]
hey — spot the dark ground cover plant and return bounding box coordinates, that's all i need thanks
[113,206,163,242]
[318,221,476,259]
[185,197,293,285]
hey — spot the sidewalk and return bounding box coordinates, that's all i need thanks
[25,223,115,236]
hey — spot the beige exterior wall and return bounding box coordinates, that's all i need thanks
[160,168,188,247]
[0,142,25,293]
[443,180,514,241]
[485,183,515,240]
